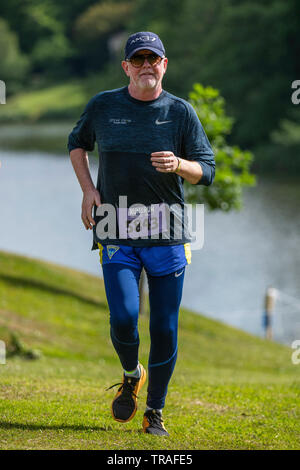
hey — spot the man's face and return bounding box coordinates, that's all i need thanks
[122,49,168,91]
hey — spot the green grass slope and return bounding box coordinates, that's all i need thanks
[0,250,299,450]
[0,68,125,124]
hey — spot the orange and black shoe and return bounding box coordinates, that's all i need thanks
[107,364,146,423]
[142,409,169,436]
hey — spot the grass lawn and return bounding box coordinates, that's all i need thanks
[0,69,125,125]
[0,250,299,450]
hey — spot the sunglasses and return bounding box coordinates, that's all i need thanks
[127,53,163,68]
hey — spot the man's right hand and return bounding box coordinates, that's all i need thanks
[81,189,101,230]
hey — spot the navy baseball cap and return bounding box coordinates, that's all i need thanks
[125,32,165,60]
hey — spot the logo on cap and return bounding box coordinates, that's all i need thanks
[125,31,165,60]
[130,35,157,45]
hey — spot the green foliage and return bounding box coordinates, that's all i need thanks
[73,1,136,72]
[74,1,134,39]
[23,1,75,77]
[0,0,299,173]
[189,84,233,146]
[264,107,300,172]
[271,106,300,147]
[272,120,300,148]
[196,0,299,149]
[31,34,73,75]
[186,83,256,211]
[129,0,300,172]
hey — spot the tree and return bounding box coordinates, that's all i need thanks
[0,18,29,93]
[129,0,300,169]
[73,1,136,72]
[139,83,256,315]
[185,83,255,210]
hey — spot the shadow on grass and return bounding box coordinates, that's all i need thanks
[0,421,138,433]
[0,273,107,309]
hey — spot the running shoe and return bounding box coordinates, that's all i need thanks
[107,363,146,423]
[142,409,169,436]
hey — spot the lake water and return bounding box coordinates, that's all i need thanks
[1,149,300,345]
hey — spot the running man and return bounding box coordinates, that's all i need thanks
[68,32,215,436]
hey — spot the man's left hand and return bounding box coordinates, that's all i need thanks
[151,151,179,173]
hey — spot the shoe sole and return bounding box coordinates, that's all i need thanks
[111,364,147,423]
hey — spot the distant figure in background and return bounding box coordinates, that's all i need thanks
[263,286,277,340]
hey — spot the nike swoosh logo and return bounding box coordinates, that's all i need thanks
[155,119,172,125]
[175,269,184,277]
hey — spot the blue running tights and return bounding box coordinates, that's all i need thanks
[102,263,185,409]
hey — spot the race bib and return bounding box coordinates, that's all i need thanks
[117,203,169,239]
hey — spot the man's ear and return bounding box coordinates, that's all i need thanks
[163,57,168,74]
[161,57,168,78]
[121,60,130,77]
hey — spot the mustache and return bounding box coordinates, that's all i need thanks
[139,72,155,76]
